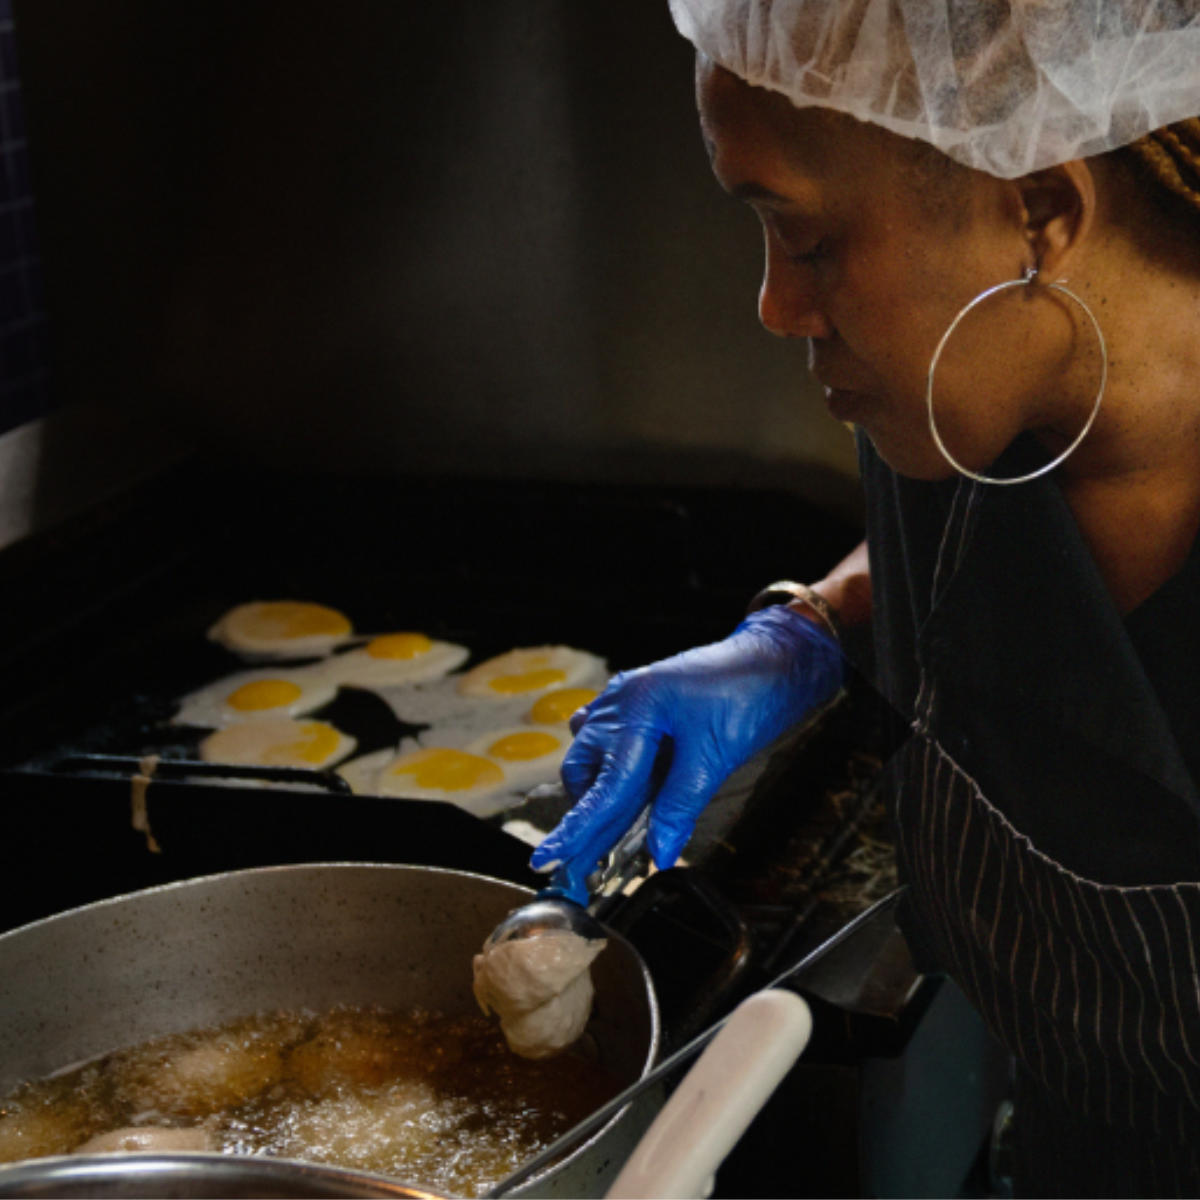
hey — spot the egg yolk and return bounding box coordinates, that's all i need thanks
[271,722,342,765]
[226,679,305,712]
[528,688,599,725]
[386,748,504,792]
[487,668,568,695]
[248,602,352,639]
[486,731,562,762]
[365,633,433,660]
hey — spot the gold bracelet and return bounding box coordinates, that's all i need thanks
[746,579,841,642]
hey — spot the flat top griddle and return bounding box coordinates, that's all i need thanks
[0,458,908,1047]
[0,460,861,767]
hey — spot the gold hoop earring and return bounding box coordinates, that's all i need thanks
[925,266,1108,486]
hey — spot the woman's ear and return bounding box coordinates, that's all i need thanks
[1015,160,1096,276]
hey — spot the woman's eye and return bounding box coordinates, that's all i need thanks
[788,238,827,266]
[758,210,830,268]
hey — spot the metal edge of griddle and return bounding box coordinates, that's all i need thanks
[40,753,355,794]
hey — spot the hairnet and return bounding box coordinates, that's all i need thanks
[668,0,1200,178]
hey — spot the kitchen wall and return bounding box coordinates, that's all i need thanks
[0,0,53,437]
[13,1,862,528]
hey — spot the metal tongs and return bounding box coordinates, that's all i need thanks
[484,785,652,949]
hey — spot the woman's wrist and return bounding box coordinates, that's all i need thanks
[807,573,871,631]
[810,541,872,629]
[746,580,840,640]
[745,542,872,634]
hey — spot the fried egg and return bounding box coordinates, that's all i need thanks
[523,686,600,726]
[198,718,356,769]
[337,748,395,795]
[173,667,336,728]
[373,746,513,816]
[456,646,606,701]
[317,633,469,688]
[381,650,606,731]
[465,725,569,790]
[208,600,354,661]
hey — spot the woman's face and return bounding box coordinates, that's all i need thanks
[697,62,1088,480]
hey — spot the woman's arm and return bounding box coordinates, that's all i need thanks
[807,539,872,629]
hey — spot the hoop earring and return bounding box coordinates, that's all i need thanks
[925,266,1108,486]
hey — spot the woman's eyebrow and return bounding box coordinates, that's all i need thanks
[702,135,794,205]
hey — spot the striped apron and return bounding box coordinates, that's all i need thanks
[893,477,1200,1196]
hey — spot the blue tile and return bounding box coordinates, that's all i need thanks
[0,35,16,86]
[0,150,17,200]
[0,207,15,260]
[8,143,27,195]
[0,267,24,323]
[14,201,37,252]
[0,6,53,430]
[0,83,25,142]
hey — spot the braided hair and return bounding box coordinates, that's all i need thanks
[1122,118,1200,221]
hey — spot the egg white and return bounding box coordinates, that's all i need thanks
[378,675,497,728]
[379,646,607,731]
[315,634,469,689]
[208,600,354,661]
[464,724,570,792]
[337,748,396,795]
[329,645,604,814]
[337,722,567,816]
[172,666,337,728]
[456,645,607,700]
[372,745,515,817]
[198,718,356,769]
[499,818,547,848]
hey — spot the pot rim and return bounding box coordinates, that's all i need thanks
[0,861,524,944]
[0,1151,441,1198]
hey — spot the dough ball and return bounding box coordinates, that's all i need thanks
[285,1010,411,1096]
[0,1101,89,1163]
[74,1125,215,1154]
[274,1083,441,1171]
[498,972,596,1060]
[473,930,606,1059]
[120,1032,284,1119]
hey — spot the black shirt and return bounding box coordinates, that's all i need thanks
[860,433,1200,887]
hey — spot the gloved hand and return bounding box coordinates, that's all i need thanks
[529,605,844,903]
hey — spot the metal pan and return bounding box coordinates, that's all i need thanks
[0,863,661,1198]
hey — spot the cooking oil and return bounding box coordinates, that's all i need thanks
[0,1005,620,1198]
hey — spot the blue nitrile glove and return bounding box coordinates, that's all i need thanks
[528,605,844,904]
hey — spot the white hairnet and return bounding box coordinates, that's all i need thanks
[668,0,1200,178]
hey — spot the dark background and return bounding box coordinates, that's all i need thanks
[7,0,862,537]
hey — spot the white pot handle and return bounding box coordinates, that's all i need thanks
[606,988,813,1200]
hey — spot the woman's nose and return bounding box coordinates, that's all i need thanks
[758,244,833,340]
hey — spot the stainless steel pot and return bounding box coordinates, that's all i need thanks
[0,863,661,1198]
[0,1153,437,1197]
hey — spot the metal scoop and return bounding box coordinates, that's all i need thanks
[484,787,652,949]
[487,886,905,1197]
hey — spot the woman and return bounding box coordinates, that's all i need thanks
[531,2,1200,1194]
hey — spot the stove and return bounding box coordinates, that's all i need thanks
[0,458,1004,1196]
